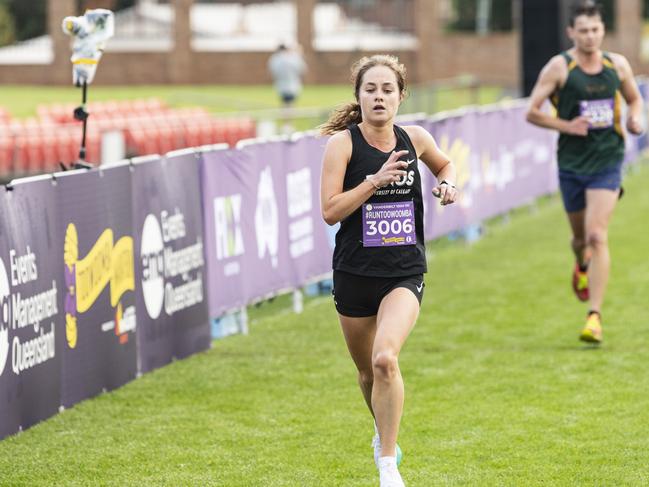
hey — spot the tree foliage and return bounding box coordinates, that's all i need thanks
[447,0,617,33]
[0,3,16,47]
[1,0,136,44]
[448,0,513,32]
[4,0,46,42]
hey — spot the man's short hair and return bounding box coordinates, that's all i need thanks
[569,1,603,27]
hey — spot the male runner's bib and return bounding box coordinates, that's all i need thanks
[552,51,624,175]
[332,124,427,277]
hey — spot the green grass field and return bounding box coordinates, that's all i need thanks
[0,84,503,119]
[0,161,648,486]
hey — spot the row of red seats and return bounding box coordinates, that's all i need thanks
[0,118,256,176]
[0,98,257,176]
[125,118,255,156]
[0,126,100,174]
[37,98,168,124]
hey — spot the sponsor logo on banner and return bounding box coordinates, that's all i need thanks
[0,259,9,375]
[255,166,279,268]
[286,168,314,259]
[0,249,57,377]
[140,209,204,319]
[213,194,245,277]
[63,223,135,348]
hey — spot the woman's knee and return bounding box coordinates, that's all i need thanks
[372,350,399,380]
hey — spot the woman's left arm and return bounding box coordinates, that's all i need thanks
[405,125,458,206]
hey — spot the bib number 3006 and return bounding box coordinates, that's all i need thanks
[362,201,417,247]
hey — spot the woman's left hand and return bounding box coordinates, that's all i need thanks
[432,180,458,206]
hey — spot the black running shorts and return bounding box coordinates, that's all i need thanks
[332,270,425,317]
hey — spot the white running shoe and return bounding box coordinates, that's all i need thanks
[378,457,405,487]
[373,430,403,469]
[372,433,381,468]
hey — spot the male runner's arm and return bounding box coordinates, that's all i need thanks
[320,131,408,225]
[526,55,589,136]
[612,53,645,135]
[405,125,457,206]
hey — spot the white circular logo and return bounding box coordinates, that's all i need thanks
[255,167,279,268]
[141,214,165,319]
[0,258,10,376]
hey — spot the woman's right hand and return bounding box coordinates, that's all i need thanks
[366,150,410,189]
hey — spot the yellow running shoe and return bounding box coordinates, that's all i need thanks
[580,312,602,344]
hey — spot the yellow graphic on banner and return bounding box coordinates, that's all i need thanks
[75,228,113,313]
[63,223,135,348]
[110,236,134,308]
[66,314,77,349]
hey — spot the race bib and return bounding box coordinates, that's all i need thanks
[579,98,614,130]
[362,201,416,247]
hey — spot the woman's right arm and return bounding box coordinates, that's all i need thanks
[320,131,408,225]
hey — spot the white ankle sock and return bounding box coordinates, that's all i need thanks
[378,456,397,468]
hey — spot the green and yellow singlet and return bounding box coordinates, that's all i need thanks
[552,51,625,174]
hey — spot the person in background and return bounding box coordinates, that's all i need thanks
[268,43,306,109]
[526,0,644,344]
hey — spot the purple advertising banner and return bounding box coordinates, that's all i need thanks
[57,165,137,408]
[0,177,63,440]
[201,148,256,316]
[132,152,210,373]
[424,104,558,240]
[201,142,295,316]
[237,140,294,299]
[283,135,332,283]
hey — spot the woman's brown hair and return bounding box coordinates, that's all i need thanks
[319,54,407,135]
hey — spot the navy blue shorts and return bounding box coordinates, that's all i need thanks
[332,270,424,317]
[558,164,622,213]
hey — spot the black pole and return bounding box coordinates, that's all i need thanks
[79,80,88,162]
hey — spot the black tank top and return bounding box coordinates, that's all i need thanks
[332,124,427,277]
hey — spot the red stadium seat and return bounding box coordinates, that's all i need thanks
[0,136,14,175]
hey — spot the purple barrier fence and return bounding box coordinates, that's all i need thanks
[284,135,334,285]
[200,136,333,318]
[423,103,558,239]
[132,152,211,374]
[201,148,259,316]
[57,164,138,408]
[0,176,63,438]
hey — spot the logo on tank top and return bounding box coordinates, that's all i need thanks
[367,158,416,195]
[391,159,415,187]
